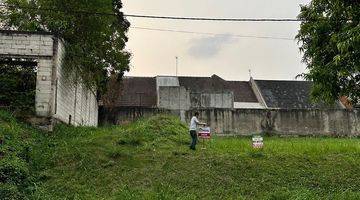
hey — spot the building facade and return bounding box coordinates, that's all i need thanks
[104,74,344,111]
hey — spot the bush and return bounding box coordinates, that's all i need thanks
[119,115,188,146]
[0,110,35,198]
[0,183,22,200]
[0,157,30,185]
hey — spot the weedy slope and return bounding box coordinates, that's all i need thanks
[1,111,360,199]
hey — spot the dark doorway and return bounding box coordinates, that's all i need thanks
[0,58,37,114]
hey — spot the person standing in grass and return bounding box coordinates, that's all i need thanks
[189,112,206,150]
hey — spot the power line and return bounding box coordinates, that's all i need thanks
[130,26,294,41]
[0,4,115,16]
[0,3,296,40]
[0,3,301,22]
[126,14,300,22]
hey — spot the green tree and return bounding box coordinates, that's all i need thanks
[296,0,360,105]
[0,0,131,94]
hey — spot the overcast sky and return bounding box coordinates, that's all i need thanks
[122,0,311,81]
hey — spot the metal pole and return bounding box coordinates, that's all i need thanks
[175,56,178,76]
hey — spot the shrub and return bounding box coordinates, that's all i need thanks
[0,183,22,200]
[0,157,30,185]
[0,110,35,198]
[119,115,188,146]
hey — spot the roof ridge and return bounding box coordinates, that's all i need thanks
[254,79,310,82]
[124,76,155,78]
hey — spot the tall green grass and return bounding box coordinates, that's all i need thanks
[1,111,360,199]
[0,110,38,199]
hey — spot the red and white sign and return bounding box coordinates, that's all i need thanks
[198,127,211,139]
[252,136,264,149]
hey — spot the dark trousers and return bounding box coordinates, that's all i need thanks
[189,130,197,150]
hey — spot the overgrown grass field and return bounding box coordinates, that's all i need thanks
[1,110,360,199]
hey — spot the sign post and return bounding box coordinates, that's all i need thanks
[198,127,211,150]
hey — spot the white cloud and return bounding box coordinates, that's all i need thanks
[188,34,236,58]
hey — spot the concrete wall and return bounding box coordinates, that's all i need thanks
[158,86,190,110]
[35,58,55,116]
[51,38,98,126]
[0,31,55,117]
[98,107,169,125]
[190,92,233,109]
[158,86,234,110]
[0,31,53,57]
[186,109,360,136]
[157,86,234,122]
[54,68,98,126]
[0,30,98,127]
[156,76,180,106]
[234,102,264,109]
[99,107,359,136]
[156,76,179,88]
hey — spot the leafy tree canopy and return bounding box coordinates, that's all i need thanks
[297,0,360,105]
[0,0,131,94]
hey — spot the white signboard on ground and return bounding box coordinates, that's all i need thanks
[252,136,264,149]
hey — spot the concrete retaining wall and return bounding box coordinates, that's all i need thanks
[100,107,360,136]
[99,107,169,125]
[187,109,360,136]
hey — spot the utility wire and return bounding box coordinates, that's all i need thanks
[126,15,300,22]
[0,3,301,22]
[0,3,296,40]
[131,26,294,41]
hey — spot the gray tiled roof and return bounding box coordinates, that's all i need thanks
[255,80,342,109]
[115,77,157,107]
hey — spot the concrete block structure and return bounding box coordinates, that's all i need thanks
[0,30,98,127]
[158,86,190,110]
[99,74,359,136]
[189,92,233,109]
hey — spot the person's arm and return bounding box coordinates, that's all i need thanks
[195,117,206,126]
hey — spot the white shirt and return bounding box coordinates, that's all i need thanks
[189,116,200,131]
